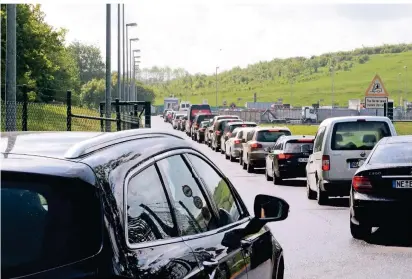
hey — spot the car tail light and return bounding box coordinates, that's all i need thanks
[250,142,263,149]
[298,139,314,143]
[352,176,372,192]
[234,139,241,144]
[268,129,280,132]
[277,153,294,160]
[322,155,330,171]
[216,130,221,135]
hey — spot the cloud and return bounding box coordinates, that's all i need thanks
[41,2,412,75]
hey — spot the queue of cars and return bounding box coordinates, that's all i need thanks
[181,112,412,240]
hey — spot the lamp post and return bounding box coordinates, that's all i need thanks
[215,66,219,108]
[125,23,137,101]
[128,38,139,100]
[398,73,402,108]
[405,66,408,107]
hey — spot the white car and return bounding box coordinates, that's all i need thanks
[306,116,397,205]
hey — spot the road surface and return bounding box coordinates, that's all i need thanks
[152,116,412,279]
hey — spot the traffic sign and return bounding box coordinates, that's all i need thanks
[365,97,388,109]
[365,74,388,97]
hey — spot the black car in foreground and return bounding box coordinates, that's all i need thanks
[1,130,288,279]
[349,135,412,240]
[264,135,315,185]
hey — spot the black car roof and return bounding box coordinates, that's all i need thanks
[380,135,412,145]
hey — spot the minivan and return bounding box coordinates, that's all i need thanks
[306,116,397,205]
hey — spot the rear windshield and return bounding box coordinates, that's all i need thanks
[331,121,391,150]
[200,122,210,128]
[229,123,257,132]
[1,178,101,278]
[196,114,214,124]
[257,130,291,142]
[285,140,314,153]
[218,120,242,130]
[368,143,412,164]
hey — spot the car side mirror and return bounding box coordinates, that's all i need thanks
[254,194,289,222]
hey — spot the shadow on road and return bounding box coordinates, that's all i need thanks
[366,225,412,247]
[326,197,350,208]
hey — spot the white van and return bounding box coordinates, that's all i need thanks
[180,102,191,111]
[306,116,397,205]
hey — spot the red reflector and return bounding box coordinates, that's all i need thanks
[277,153,294,160]
[250,142,262,149]
[234,139,241,144]
[322,155,330,171]
[241,124,248,127]
[298,139,314,143]
[352,176,372,192]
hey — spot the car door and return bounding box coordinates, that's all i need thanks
[156,152,249,279]
[124,163,200,279]
[308,126,326,188]
[185,152,277,279]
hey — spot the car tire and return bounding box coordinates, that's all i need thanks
[229,150,235,162]
[265,166,273,181]
[316,179,328,205]
[274,256,284,279]
[350,218,371,240]
[225,151,229,160]
[306,177,316,200]
[220,147,224,154]
[274,171,283,185]
[246,158,254,173]
[239,154,243,165]
[242,160,247,170]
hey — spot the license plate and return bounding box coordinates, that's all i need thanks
[349,159,365,168]
[392,180,412,189]
[298,158,308,163]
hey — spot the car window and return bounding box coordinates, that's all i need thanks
[127,165,177,244]
[247,130,255,141]
[237,131,243,139]
[285,141,314,153]
[157,155,219,236]
[256,130,291,142]
[368,142,412,164]
[314,126,326,152]
[331,121,391,151]
[230,131,238,138]
[1,179,101,278]
[186,154,243,225]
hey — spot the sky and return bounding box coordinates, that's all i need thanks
[40,1,412,75]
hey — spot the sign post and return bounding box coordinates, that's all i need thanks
[364,75,389,112]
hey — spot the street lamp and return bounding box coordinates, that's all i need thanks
[215,66,219,108]
[132,58,141,101]
[398,73,402,108]
[405,66,408,107]
[125,23,137,101]
[128,38,139,100]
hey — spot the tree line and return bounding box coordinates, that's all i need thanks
[0,4,155,109]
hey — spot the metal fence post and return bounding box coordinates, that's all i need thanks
[115,98,121,131]
[22,91,28,131]
[67,90,72,131]
[99,103,104,132]
[144,102,151,128]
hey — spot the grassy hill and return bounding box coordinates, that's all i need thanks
[151,44,412,106]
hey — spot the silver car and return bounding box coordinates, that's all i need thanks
[225,127,256,162]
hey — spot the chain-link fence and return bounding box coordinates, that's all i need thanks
[1,91,151,132]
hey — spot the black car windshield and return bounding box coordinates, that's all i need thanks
[1,177,101,278]
[331,121,391,151]
[257,130,291,142]
[368,143,412,164]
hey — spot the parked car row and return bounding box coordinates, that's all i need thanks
[181,113,412,240]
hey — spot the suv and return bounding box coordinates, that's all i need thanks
[306,116,397,205]
[241,127,292,173]
[211,119,243,152]
[1,130,288,279]
[205,115,240,147]
[191,113,216,141]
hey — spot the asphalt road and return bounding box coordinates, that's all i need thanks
[152,116,412,279]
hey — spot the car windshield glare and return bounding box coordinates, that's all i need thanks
[369,143,412,164]
[331,121,391,151]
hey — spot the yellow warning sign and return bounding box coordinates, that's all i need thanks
[365,74,388,97]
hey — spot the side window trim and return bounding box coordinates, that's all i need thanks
[183,152,248,221]
[124,158,183,249]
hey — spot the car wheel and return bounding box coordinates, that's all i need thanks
[274,257,284,279]
[246,157,254,173]
[306,176,316,200]
[242,159,247,170]
[273,170,283,185]
[350,217,371,240]
[265,165,273,181]
[220,147,224,154]
[229,150,235,162]
[316,179,328,205]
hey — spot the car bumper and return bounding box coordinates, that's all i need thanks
[321,180,351,196]
[279,164,307,178]
[249,152,267,167]
[352,193,412,226]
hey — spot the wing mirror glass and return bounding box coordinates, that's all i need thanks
[254,194,289,222]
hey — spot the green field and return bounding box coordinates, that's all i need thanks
[260,122,412,135]
[153,50,412,107]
